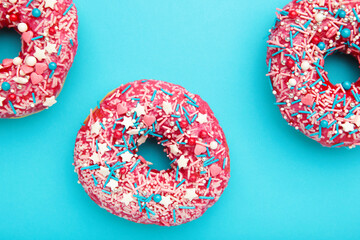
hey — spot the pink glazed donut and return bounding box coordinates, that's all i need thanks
[0,0,78,118]
[74,80,230,226]
[266,0,360,148]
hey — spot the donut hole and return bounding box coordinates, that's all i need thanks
[0,28,21,62]
[137,138,172,171]
[325,52,360,86]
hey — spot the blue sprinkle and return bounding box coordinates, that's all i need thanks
[184,93,196,103]
[176,179,186,188]
[8,101,16,115]
[175,121,183,134]
[160,88,173,96]
[1,82,11,91]
[26,0,34,7]
[173,209,176,223]
[32,8,41,18]
[175,166,179,181]
[341,28,351,38]
[187,101,199,108]
[57,45,62,56]
[191,114,197,123]
[151,90,157,101]
[70,38,74,46]
[99,122,106,130]
[92,174,98,186]
[146,168,151,178]
[102,189,111,195]
[31,35,44,41]
[223,157,227,169]
[352,43,360,51]
[272,49,284,57]
[353,8,360,22]
[49,70,55,78]
[130,159,141,173]
[179,206,195,209]
[199,196,214,200]
[121,85,131,94]
[63,3,74,16]
[207,177,212,189]
[32,93,36,103]
[332,142,344,148]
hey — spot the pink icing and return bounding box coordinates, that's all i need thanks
[74,80,230,226]
[0,0,78,118]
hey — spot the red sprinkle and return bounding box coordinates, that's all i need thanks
[9,14,18,22]
[288,10,298,19]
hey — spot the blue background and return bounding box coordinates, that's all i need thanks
[1,0,360,239]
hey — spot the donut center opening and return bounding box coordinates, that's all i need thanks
[137,138,172,171]
[325,52,360,86]
[0,28,21,62]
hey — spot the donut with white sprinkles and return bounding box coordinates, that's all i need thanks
[266,0,360,148]
[74,80,230,226]
[0,0,78,118]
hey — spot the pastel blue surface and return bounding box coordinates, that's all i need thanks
[1,0,360,239]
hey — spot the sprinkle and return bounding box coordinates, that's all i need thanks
[91,174,98,186]
[199,196,215,200]
[176,179,186,188]
[352,43,360,51]
[99,122,106,130]
[81,164,100,170]
[179,206,195,209]
[175,166,179,181]
[70,38,74,46]
[332,142,344,148]
[151,90,157,101]
[175,121,183,134]
[63,3,74,16]
[146,168,151,178]
[57,45,62,56]
[102,189,111,195]
[49,70,55,78]
[160,88,173,96]
[8,101,16,115]
[272,49,284,57]
[222,157,227,169]
[26,0,34,7]
[350,129,358,135]
[267,44,285,49]
[317,112,329,121]
[173,209,176,223]
[204,159,219,167]
[130,159,141,173]
[32,93,36,103]
[121,85,131,94]
[187,101,199,108]
[191,114,197,123]
[207,177,212,189]
[31,35,44,41]
[353,8,360,22]
[184,93,196,103]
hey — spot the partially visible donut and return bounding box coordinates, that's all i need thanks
[0,0,78,118]
[266,0,360,148]
[74,80,230,226]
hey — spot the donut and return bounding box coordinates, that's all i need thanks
[0,0,78,118]
[74,80,230,226]
[266,0,360,148]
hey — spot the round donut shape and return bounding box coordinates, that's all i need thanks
[74,80,230,226]
[266,0,360,148]
[0,0,78,118]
